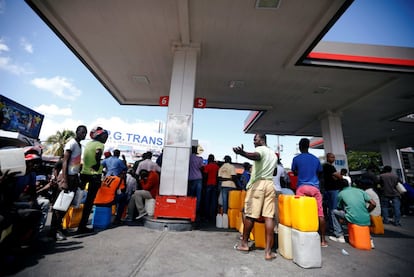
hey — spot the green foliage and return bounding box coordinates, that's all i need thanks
[347,151,382,172]
[43,129,75,157]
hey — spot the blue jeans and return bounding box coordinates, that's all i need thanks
[36,196,50,230]
[324,190,339,233]
[204,185,218,219]
[221,187,234,214]
[188,179,202,213]
[115,192,128,221]
[381,196,401,225]
[332,209,345,237]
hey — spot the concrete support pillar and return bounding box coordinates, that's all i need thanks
[159,48,198,196]
[320,111,348,170]
[380,140,400,174]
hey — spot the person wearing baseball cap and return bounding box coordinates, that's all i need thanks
[77,126,108,234]
[25,153,41,161]
[11,150,43,246]
[14,152,41,201]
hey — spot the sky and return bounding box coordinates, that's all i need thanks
[1,0,412,166]
[324,0,414,47]
[0,0,318,166]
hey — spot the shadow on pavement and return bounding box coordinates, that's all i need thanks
[1,230,84,276]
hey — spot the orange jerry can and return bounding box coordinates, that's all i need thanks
[348,223,371,250]
[240,190,246,210]
[228,190,242,210]
[62,204,84,229]
[278,195,294,227]
[228,208,239,229]
[370,215,384,235]
[252,222,266,249]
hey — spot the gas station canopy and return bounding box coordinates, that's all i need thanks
[26,0,414,152]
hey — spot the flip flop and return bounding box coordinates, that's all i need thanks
[321,242,328,248]
[233,244,249,253]
[265,252,277,261]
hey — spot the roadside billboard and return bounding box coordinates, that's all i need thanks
[104,129,164,163]
[0,95,44,139]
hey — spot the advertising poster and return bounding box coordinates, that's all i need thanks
[0,95,44,139]
[165,114,191,147]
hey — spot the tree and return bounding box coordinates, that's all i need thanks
[347,151,382,172]
[43,129,75,157]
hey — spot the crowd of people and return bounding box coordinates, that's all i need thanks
[1,129,413,266]
[232,136,412,260]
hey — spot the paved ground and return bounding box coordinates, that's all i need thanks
[2,214,414,277]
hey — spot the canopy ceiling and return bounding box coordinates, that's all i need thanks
[27,0,414,152]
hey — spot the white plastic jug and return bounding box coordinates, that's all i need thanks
[145,198,156,216]
[53,190,75,212]
[216,213,223,228]
[292,229,322,268]
[222,213,229,229]
[0,148,26,176]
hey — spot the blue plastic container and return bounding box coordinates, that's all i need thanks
[92,206,112,230]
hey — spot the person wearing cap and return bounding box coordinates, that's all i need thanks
[218,155,237,215]
[48,125,87,241]
[77,126,108,234]
[101,151,112,176]
[101,149,127,177]
[103,151,112,159]
[15,153,41,203]
[12,152,43,245]
[14,147,50,234]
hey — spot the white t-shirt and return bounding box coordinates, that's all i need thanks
[343,175,352,186]
[136,159,161,175]
[365,188,381,216]
[273,164,287,192]
[218,163,236,188]
[64,138,82,175]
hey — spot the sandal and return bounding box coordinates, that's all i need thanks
[233,244,249,253]
[265,252,277,261]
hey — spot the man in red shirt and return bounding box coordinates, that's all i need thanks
[125,170,159,220]
[203,154,220,221]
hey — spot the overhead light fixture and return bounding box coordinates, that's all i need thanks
[229,80,245,88]
[132,75,150,85]
[255,0,281,9]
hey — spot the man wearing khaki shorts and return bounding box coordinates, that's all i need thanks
[233,133,277,261]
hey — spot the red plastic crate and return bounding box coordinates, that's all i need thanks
[154,195,196,222]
